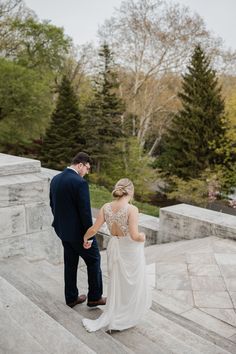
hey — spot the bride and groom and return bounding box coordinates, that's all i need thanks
[50,152,151,332]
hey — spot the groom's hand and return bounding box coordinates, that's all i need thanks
[83,240,93,249]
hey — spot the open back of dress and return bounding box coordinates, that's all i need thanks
[104,203,129,237]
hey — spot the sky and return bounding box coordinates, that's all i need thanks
[24,0,236,50]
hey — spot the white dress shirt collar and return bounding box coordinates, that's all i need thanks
[67,166,79,174]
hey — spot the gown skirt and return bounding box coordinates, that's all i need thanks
[82,235,151,332]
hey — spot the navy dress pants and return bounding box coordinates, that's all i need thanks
[62,238,103,304]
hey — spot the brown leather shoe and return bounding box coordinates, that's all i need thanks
[67,294,87,308]
[87,297,106,307]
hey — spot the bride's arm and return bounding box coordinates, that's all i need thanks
[128,206,145,242]
[83,206,105,243]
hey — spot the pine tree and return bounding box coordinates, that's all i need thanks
[40,75,84,170]
[158,45,230,179]
[84,43,124,173]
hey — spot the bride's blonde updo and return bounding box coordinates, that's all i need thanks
[112,178,134,199]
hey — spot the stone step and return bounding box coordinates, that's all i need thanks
[0,298,47,354]
[14,258,198,354]
[0,276,94,354]
[151,290,236,354]
[13,257,231,354]
[0,257,133,354]
[7,257,165,353]
[50,263,218,354]
[38,250,236,353]
[149,302,232,354]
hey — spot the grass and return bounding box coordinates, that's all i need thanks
[89,183,159,217]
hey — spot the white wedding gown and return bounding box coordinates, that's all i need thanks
[82,203,151,332]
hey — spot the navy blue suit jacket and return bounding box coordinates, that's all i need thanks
[49,168,93,243]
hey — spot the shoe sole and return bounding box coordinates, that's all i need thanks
[87,303,106,307]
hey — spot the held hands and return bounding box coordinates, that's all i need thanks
[139,232,146,242]
[83,239,93,249]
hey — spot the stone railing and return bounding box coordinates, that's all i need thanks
[2,154,235,265]
[159,203,236,243]
[0,153,62,263]
[0,154,159,263]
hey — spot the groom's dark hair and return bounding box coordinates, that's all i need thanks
[71,152,92,165]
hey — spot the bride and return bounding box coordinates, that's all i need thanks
[82,178,151,332]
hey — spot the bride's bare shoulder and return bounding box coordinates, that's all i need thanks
[128,204,139,214]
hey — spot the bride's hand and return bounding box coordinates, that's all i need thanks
[83,239,93,249]
[139,232,146,242]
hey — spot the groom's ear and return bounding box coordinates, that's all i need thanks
[76,163,82,170]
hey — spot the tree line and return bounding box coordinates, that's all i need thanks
[0,0,235,205]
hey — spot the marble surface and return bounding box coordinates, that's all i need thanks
[0,205,26,239]
[0,155,61,262]
[146,236,236,339]
[98,234,236,338]
[0,276,94,354]
[0,153,41,176]
[0,174,49,207]
[159,203,236,243]
[182,308,236,338]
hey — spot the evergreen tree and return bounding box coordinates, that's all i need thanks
[158,45,230,179]
[84,43,124,173]
[40,75,84,170]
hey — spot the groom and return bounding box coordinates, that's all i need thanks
[49,152,106,308]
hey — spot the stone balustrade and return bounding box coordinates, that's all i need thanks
[0,154,62,262]
[2,154,235,264]
[159,203,236,243]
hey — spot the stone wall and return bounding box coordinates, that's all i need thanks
[159,203,236,243]
[0,154,62,263]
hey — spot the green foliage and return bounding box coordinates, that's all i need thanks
[158,45,232,179]
[89,183,158,217]
[90,137,157,202]
[226,91,236,141]
[123,138,157,201]
[10,18,71,72]
[0,58,53,153]
[40,75,84,170]
[166,166,236,207]
[83,43,124,171]
[166,175,209,207]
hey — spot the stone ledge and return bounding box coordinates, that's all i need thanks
[159,204,236,243]
[0,174,49,207]
[0,153,41,176]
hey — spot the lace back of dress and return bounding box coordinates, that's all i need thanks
[104,203,129,237]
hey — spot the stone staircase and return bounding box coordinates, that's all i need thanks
[1,242,236,354]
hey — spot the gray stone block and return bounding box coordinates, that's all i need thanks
[25,203,53,233]
[24,229,63,263]
[159,203,236,243]
[0,174,49,207]
[0,205,26,239]
[139,213,159,246]
[0,235,25,258]
[0,153,41,176]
